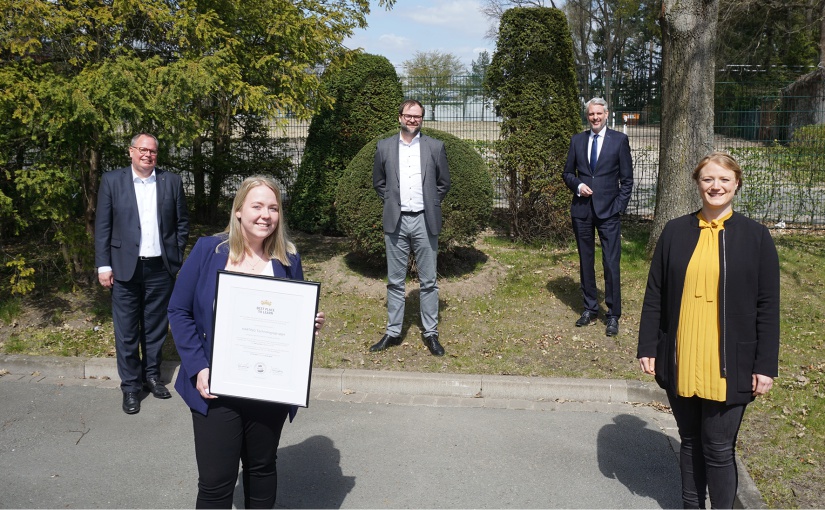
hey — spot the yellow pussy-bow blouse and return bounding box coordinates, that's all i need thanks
[675,210,733,401]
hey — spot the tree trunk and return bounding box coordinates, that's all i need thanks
[84,146,101,240]
[647,0,718,255]
[191,135,208,222]
[820,0,825,66]
[208,101,232,225]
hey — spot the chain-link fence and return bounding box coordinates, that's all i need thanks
[262,76,824,227]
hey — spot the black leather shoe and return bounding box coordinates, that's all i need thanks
[122,392,140,414]
[144,378,171,399]
[424,334,445,356]
[605,316,619,337]
[575,310,598,327]
[369,334,402,352]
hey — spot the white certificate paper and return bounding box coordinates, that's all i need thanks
[210,270,320,407]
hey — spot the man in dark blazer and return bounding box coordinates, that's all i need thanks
[370,99,451,356]
[563,98,633,337]
[95,133,189,414]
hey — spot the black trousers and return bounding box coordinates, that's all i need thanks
[112,257,173,392]
[191,397,290,509]
[667,393,747,509]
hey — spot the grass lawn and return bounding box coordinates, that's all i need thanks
[1,220,823,508]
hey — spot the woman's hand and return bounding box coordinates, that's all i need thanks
[639,357,656,375]
[196,368,218,400]
[314,311,326,335]
[752,373,774,397]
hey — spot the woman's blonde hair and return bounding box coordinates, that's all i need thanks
[691,151,743,193]
[220,175,296,265]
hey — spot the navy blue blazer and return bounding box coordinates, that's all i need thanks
[168,235,303,417]
[562,128,634,220]
[94,166,189,280]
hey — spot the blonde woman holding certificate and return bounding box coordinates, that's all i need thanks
[169,176,325,508]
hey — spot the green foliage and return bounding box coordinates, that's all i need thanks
[290,53,403,234]
[788,124,825,185]
[486,7,581,243]
[470,51,493,121]
[727,124,825,225]
[717,0,819,83]
[728,146,783,223]
[0,0,384,280]
[5,257,35,296]
[336,128,494,260]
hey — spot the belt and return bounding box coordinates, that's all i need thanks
[139,256,162,261]
[401,210,423,215]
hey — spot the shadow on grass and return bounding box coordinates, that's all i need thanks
[340,246,489,281]
[293,232,351,262]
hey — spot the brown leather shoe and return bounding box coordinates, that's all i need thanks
[369,334,402,352]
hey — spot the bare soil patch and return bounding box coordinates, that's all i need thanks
[311,251,508,300]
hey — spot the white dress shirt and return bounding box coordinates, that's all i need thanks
[398,134,424,213]
[97,168,161,274]
[133,169,161,258]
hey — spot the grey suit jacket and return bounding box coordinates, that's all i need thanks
[562,128,634,220]
[94,166,190,281]
[372,133,451,235]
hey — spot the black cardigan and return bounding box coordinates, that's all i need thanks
[637,211,780,404]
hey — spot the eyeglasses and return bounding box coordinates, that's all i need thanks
[131,146,158,156]
[401,114,423,122]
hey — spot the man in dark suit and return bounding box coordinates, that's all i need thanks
[370,99,451,356]
[95,133,189,414]
[563,98,633,337]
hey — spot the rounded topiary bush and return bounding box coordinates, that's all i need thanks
[290,53,403,235]
[336,127,494,260]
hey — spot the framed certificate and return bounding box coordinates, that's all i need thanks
[209,270,320,407]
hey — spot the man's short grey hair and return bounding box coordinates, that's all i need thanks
[585,97,609,112]
[130,132,159,147]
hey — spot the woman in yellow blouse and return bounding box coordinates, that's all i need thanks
[637,152,780,508]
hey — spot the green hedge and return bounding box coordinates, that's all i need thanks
[336,128,494,259]
[290,54,403,234]
[485,7,580,242]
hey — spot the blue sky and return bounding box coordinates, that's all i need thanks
[344,0,495,72]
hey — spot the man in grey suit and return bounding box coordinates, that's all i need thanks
[563,98,633,337]
[95,133,189,414]
[370,99,451,356]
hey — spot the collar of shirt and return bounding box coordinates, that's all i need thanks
[398,132,421,147]
[590,127,606,139]
[132,168,157,183]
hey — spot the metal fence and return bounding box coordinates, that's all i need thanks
[262,76,825,227]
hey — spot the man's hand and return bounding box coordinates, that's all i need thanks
[98,271,114,289]
[579,183,593,197]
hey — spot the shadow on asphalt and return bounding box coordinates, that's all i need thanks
[598,414,680,508]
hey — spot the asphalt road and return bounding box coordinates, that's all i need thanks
[0,374,686,508]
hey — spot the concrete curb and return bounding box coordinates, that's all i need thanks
[0,354,765,508]
[1,355,669,404]
[311,368,670,404]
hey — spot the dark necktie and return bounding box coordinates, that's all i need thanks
[590,134,599,172]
